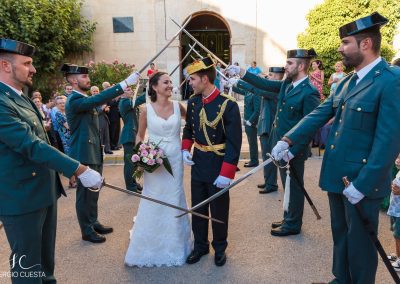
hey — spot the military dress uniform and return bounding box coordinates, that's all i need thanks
[234,78,280,192]
[119,94,146,192]
[232,80,261,166]
[63,64,126,238]
[0,39,80,283]
[242,49,320,235]
[285,13,400,283]
[182,87,242,256]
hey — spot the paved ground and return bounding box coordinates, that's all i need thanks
[0,157,394,284]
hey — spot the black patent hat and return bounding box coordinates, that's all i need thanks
[269,67,285,73]
[339,12,388,39]
[60,63,89,75]
[0,38,35,57]
[286,48,317,59]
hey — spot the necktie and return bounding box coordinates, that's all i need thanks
[347,73,359,92]
[286,83,293,95]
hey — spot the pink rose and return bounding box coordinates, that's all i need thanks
[131,154,140,162]
[140,150,149,157]
[150,150,157,156]
[139,143,146,150]
[158,149,164,156]
[156,158,163,165]
[147,159,155,166]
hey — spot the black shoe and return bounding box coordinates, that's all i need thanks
[271,220,284,229]
[93,224,113,235]
[186,250,209,264]
[136,184,143,192]
[270,227,300,237]
[214,252,227,267]
[257,183,266,189]
[104,150,113,154]
[82,232,106,243]
[244,162,259,168]
[259,188,277,194]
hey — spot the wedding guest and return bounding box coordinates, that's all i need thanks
[91,86,112,154]
[309,59,325,100]
[146,62,158,78]
[0,38,102,283]
[247,61,262,76]
[327,61,346,96]
[388,155,400,270]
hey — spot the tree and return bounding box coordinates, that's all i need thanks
[0,0,96,100]
[298,0,400,96]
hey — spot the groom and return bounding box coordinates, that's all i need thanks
[182,56,242,266]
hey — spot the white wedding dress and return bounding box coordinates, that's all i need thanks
[124,101,193,267]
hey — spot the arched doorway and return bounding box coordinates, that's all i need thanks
[180,12,231,99]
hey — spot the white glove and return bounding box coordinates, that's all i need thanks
[77,167,104,189]
[282,150,294,162]
[343,182,365,204]
[271,141,290,161]
[213,175,232,188]
[226,65,241,76]
[228,77,239,87]
[182,150,195,166]
[245,120,252,127]
[120,72,141,89]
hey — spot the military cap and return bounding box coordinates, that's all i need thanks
[269,67,285,73]
[60,63,89,75]
[186,55,215,75]
[286,48,317,59]
[339,12,388,39]
[0,38,35,57]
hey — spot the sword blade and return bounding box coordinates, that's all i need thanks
[170,43,197,76]
[176,158,273,218]
[170,18,228,67]
[138,15,192,74]
[103,182,223,224]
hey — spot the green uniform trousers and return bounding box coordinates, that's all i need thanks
[122,142,139,191]
[260,133,278,191]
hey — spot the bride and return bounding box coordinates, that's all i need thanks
[124,71,193,267]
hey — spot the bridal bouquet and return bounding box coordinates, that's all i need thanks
[131,141,173,179]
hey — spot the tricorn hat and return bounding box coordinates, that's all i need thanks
[0,38,35,57]
[339,12,388,39]
[60,63,89,75]
[286,48,317,59]
[269,67,285,73]
[185,55,215,75]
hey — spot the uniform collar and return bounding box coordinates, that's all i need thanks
[202,87,219,104]
[292,75,308,89]
[354,56,382,85]
[0,81,23,96]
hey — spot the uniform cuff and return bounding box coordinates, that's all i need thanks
[220,162,237,179]
[182,139,193,151]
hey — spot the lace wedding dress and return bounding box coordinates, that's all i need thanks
[124,101,193,267]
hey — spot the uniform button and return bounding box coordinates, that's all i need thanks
[216,112,219,114]
[277,117,279,120]
[279,109,282,112]
[341,105,344,110]
[362,159,367,164]
[32,172,36,177]
[192,124,194,127]
[357,107,361,111]
[283,102,286,105]
[290,106,294,109]
[375,188,379,192]
[218,104,221,108]
[330,145,335,149]
[88,139,91,143]
[339,119,342,123]
[192,103,194,106]
[335,132,338,136]
[33,121,37,126]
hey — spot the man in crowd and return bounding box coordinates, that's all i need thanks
[272,12,400,283]
[63,63,140,243]
[0,38,102,283]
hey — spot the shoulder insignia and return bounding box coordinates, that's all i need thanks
[220,93,236,102]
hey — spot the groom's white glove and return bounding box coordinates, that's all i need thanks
[182,150,195,166]
[271,141,290,161]
[213,175,232,188]
[226,65,241,76]
[120,71,141,90]
[77,167,104,189]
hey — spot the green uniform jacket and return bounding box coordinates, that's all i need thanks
[232,81,261,126]
[242,72,320,157]
[0,82,79,215]
[118,94,146,145]
[66,84,124,165]
[286,60,400,198]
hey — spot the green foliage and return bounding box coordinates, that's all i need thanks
[298,0,400,96]
[0,0,96,100]
[88,60,136,89]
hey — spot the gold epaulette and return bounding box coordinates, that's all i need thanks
[189,93,199,99]
[220,93,236,102]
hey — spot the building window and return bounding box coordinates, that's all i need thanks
[113,17,134,33]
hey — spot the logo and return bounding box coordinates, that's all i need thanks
[1,254,45,279]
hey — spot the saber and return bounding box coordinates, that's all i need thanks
[170,18,228,67]
[137,15,192,74]
[343,177,400,283]
[100,182,223,224]
[289,163,322,220]
[176,158,274,218]
[169,43,197,76]
[189,44,229,81]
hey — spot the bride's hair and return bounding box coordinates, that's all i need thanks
[148,71,168,102]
